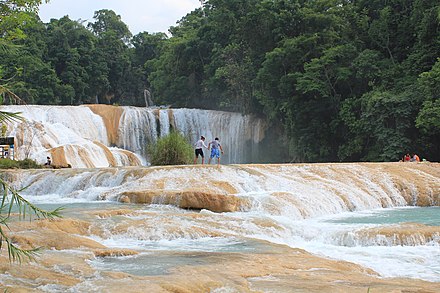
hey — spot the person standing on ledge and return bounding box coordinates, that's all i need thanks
[194,135,208,164]
[208,137,224,166]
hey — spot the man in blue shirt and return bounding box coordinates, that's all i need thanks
[208,137,224,166]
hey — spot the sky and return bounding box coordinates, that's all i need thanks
[38,0,202,35]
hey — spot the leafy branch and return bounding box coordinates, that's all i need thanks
[0,177,63,263]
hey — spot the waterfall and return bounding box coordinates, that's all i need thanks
[1,105,119,168]
[143,89,154,107]
[118,107,265,163]
[0,105,266,167]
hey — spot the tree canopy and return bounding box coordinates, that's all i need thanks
[0,0,439,162]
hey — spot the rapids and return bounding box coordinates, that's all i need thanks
[0,162,439,292]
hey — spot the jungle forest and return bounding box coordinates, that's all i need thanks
[1,0,439,163]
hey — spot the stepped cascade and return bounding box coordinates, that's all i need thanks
[0,162,439,291]
[6,163,439,215]
[1,105,266,167]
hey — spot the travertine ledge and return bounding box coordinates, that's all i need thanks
[118,190,247,212]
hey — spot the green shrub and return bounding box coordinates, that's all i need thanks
[18,158,42,169]
[0,158,19,169]
[147,131,193,165]
[0,158,42,169]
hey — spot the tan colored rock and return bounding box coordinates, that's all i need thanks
[10,230,105,250]
[49,146,70,167]
[86,104,124,145]
[118,190,247,212]
[91,209,140,218]
[8,218,105,250]
[1,162,440,292]
[1,212,440,292]
[93,141,118,167]
[93,249,139,257]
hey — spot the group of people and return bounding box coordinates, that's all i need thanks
[193,136,224,166]
[401,153,420,162]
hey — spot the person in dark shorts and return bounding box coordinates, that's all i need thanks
[193,136,208,164]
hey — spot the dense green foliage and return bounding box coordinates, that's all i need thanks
[0,0,439,162]
[1,8,166,105]
[147,131,193,165]
[0,158,42,169]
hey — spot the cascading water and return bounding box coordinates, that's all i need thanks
[117,107,265,163]
[0,163,439,291]
[0,105,266,167]
[0,104,438,291]
[118,106,159,158]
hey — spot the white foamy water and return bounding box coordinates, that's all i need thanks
[5,163,439,282]
[79,204,440,282]
[253,208,440,281]
[1,105,141,167]
[1,105,265,167]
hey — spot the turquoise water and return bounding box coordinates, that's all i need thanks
[326,207,440,226]
[90,253,212,276]
[13,201,440,281]
[90,240,273,276]
[295,206,440,281]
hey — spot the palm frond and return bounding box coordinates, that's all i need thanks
[0,177,62,262]
[0,225,39,263]
[0,178,63,219]
[0,110,23,124]
[0,84,25,108]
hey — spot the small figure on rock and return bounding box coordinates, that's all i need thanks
[44,156,51,166]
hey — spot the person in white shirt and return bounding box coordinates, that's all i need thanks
[193,136,208,164]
